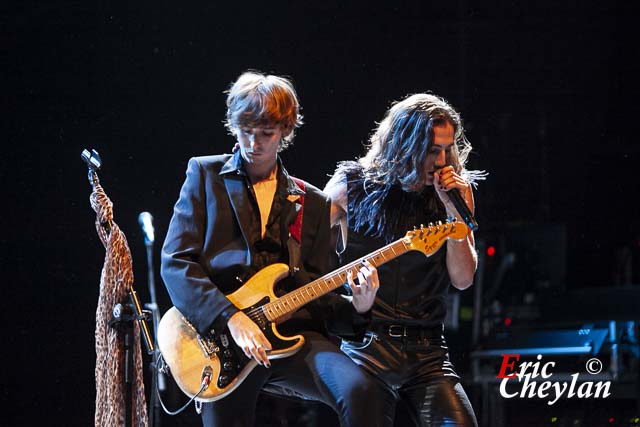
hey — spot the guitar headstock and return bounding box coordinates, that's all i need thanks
[402,219,470,257]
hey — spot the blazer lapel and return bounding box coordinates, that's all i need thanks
[223,175,253,257]
[220,153,256,263]
[280,198,298,240]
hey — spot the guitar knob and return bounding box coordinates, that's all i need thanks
[218,375,229,387]
[223,349,232,358]
[223,361,233,371]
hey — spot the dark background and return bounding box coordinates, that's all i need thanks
[4,1,639,426]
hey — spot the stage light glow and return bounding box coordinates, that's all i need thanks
[487,246,496,257]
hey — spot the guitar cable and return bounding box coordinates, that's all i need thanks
[154,352,212,416]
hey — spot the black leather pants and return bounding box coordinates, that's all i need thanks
[341,333,478,427]
[200,331,387,427]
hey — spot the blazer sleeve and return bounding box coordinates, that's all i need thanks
[160,157,238,335]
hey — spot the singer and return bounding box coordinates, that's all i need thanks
[323,93,485,426]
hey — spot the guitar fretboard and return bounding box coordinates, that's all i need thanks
[261,238,410,321]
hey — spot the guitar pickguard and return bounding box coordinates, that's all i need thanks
[195,296,300,389]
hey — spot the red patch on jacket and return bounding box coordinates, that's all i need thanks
[289,177,305,244]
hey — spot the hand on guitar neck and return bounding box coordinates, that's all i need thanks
[227,311,273,367]
[347,260,380,313]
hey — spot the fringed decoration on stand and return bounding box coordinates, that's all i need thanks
[91,183,148,427]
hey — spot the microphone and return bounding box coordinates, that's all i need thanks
[447,188,479,231]
[435,167,479,231]
[138,212,155,244]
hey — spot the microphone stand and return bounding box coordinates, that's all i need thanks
[82,149,154,426]
[141,229,166,427]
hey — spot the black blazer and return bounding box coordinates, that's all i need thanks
[161,152,332,335]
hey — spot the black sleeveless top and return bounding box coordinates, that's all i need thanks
[341,163,452,327]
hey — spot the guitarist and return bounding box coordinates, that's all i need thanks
[161,71,384,427]
[324,93,485,426]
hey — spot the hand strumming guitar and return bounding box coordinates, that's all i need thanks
[227,311,273,367]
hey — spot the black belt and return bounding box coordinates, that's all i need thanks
[369,324,444,340]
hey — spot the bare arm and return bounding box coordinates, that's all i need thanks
[434,167,478,290]
[323,171,379,312]
[324,170,348,228]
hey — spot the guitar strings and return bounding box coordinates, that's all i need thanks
[238,225,451,327]
[240,253,383,324]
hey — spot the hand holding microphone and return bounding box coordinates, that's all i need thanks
[434,167,479,231]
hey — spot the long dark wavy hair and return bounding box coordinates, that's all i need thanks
[337,93,480,240]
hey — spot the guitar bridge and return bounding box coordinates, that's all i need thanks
[197,335,220,358]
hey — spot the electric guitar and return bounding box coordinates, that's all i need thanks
[157,220,469,402]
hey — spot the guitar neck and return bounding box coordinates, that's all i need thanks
[261,237,411,321]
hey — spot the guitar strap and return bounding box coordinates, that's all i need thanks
[287,177,305,275]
